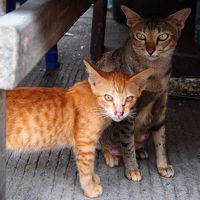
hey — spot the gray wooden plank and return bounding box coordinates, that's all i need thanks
[6,153,22,190]
[7,153,31,199]
[6,152,13,164]
[58,150,78,200]
[46,148,70,200]
[19,151,52,200]
[35,150,63,200]
[96,151,123,200]
[7,152,41,200]
[137,159,154,200]
[53,60,73,88]
[47,148,77,200]
[166,101,200,200]
[176,103,200,199]
[18,61,46,87]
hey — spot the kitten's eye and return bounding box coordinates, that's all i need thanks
[104,94,113,102]
[158,33,169,41]
[126,96,134,102]
[136,33,146,40]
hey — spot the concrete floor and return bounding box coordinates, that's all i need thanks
[6,8,200,200]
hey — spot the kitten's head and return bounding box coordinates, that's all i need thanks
[121,5,191,61]
[84,59,154,122]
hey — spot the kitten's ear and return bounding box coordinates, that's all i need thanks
[83,59,104,86]
[120,5,142,27]
[130,68,155,92]
[167,8,191,30]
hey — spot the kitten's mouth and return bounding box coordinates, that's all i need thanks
[111,113,129,122]
[110,115,125,122]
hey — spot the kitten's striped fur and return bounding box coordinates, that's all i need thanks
[6,59,154,197]
[97,5,191,181]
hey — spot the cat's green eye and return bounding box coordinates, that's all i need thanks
[126,96,134,102]
[158,33,169,41]
[104,94,113,102]
[136,33,146,40]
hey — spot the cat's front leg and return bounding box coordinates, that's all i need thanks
[152,92,174,177]
[153,125,174,177]
[100,125,121,167]
[118,119,142,182]
[75,140,102,198]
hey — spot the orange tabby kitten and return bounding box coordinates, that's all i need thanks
[6,59,154,197]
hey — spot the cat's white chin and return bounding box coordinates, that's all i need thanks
[112,117,125,122]
[146,56,159,61]
[111,114,129,122]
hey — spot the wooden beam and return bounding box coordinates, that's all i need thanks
[0,0,94,89]
[90,0,107,61]
[0,91,5,200]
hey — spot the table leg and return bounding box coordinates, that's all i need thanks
[90,0,107,62]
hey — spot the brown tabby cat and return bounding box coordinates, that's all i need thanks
[97,5,191,181]
[6,59,154,197]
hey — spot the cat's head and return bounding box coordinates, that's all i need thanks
[84,59,154,122]
[121,5,191,61]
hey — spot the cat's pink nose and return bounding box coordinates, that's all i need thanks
[147,49,155,56]
[146,43,155,56]
[115,111,124,117]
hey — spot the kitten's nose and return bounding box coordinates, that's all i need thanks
[115,111,124,117]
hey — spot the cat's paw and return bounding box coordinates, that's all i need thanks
[157,165,174,177]
[104,151,120,167]
[125,168,142,182]
[136,148,149,160]
[92,173,100,184]
[83,183,103,198]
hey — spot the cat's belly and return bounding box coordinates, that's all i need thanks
[134,133,150,149]
[6,128,72,152]
[107,132,150,157]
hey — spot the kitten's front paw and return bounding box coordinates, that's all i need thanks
[83,174,102,198]
[84,183,103,198]
[92,173,100,184]
[125,168,142,182]
[158,165,174,177]
[104,151,120,167]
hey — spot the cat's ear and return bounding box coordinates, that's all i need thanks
[120,5,142,28]
[167,8,191,30]
[83,59,105,86]
[130,68,155,92]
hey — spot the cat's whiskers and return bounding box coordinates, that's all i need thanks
[99,110,111,119]
[128,110,137,117]
[90,107,110,119]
